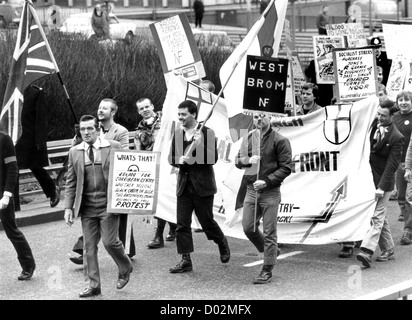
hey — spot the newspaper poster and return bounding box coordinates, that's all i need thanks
[326,23,367,48]
[333,47,377,103]
[386,57,408,100]
[313,35,345,84]
[150,13,206,83]
[107,150,160,215]
[285,53,306,108]
[403,61,412,92]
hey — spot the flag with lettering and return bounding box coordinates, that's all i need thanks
[154,73,379,244]
[0,1,57,143]
[219,0,288,142]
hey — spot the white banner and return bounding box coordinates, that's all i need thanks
[154,75,378,244]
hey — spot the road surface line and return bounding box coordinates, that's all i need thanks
[243,251,305,267]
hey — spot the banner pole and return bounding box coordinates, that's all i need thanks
[253,124,261,233]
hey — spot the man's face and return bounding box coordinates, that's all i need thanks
[378,90,388,103]
[137,100,155,120]
[253,113,269,131]
[178,107,196,129]
[301,88,315,106]
[377,106,392,127]
[79,119,99,145]
[397,95,412,114]
[97,100,114,122]
[377,69,383,83]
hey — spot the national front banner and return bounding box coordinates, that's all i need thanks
[153,75,378,244]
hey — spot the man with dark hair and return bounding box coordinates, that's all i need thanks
[316,5,330,35]
[356,100,404,268]
[64,115,133,297]
[0,131,36,281]
[237,114,292,284]
[135,97,177,249]
[168,100,230,273]
[295,83,322,115]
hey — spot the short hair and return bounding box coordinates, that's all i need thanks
[79,115,99,129]
[178,100,198,117]
[378,83,387,95]
[379,99,397,115]
[101,98,118,113]
[396,90,412,103]
[136,98,153,107]
[200,80,215,93]
[302,82,319,99]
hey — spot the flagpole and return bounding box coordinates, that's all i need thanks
[27,0,78,123]
[253,124,261,233]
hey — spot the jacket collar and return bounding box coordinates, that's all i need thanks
[76,137,111,150]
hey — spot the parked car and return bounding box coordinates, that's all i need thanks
[59,12,137,40]
[352,0,399,31]
[0,0,24,28]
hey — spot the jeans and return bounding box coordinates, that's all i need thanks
[360,191,394,253]
[242,185,281,266]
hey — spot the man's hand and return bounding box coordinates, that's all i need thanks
[375,188,384,201]
[64,209,74,227]
[253,180,267,191]
[179,156,189,165]
[0,195,10,210]
[248,155,261,165]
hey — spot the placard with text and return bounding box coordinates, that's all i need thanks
[243,55,288,114]
[107,150,160,215]
[333,47,377,103]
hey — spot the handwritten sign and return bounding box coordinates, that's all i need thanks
[150,13,205,82]
[107,150,160,215]
[383,21,412,60]
[313,35,345,84]
[326,23,367,48]
[386,57,408,101]
[333,47,377,103]
[243,55,289,114]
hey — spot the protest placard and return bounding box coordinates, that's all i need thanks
[243,55,288,114]
[285,53,306,110]
[150,13,205,83]
[107,150,160,215]
[326,23,367,48]
[333,47,377,103]
[313,36,345,84]
[382,20,412,60]
[386,57,408,100]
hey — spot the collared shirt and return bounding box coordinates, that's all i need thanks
[183,122,199,141]
[80,138,102,165]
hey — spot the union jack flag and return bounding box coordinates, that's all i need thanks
[0,1,57,143]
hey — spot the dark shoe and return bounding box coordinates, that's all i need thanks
[376,250,395,262]
[147,233,164,249]
[253,265,273,284]
[169,257,193,273]
[194,228,204,233]
[218,237,231,263]
[356,251,372,268]
[398,215,405,222]
[400,232,412,245]
[69,255,83,265]
[117,266,133,289]
[50,187,60,208]
[79,286,101,298]
[338,246,354,258]
[18,265,35,281]
[165,229,176,242]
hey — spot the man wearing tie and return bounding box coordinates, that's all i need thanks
[356,100,404,268]
[64,115,133,297]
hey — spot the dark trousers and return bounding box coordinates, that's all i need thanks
[73,214,133,255]
[195,14,203,27]
[176,181,225,254]
[30,167,56,198]
[0,198,35,271]
[156,217,177,234]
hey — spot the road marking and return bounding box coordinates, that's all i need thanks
[243,251,305,267]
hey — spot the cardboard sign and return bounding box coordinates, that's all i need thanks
[326,23,367,48]
[243,55,288,114]
[382,21,412,60]
[150,13,205,82]
[386,57,408,100]
[313,36,345,84]
[333,47,377,103]
[107,150,160,215]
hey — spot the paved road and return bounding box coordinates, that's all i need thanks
[1,200,411,302]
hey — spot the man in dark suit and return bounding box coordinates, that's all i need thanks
[15,85,60,208]
[168,100,230,273]
[64,115,133,297]
[356,99,404,268]
[0,131,36,280]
